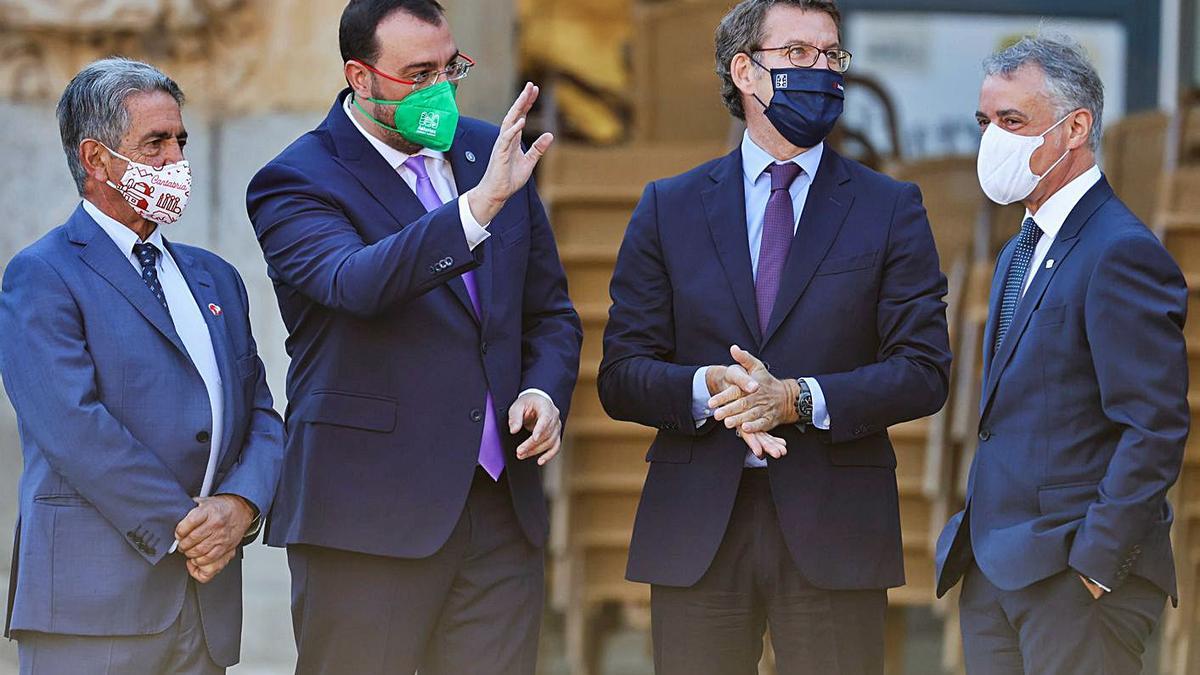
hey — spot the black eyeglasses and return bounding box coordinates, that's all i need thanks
[752,43,852,73]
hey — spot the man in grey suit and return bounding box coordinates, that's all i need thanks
[0,58,283,674]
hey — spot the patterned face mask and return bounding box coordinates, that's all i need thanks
[97,142,192,225]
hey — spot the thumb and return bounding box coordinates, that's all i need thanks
[730,344,760,371]
[508,401,523,434]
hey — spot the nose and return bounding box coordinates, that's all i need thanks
[815,51,833,71]
[160,140,185,167]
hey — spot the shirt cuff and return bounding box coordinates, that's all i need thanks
[692,366,713,428]
[518,388,555,408]
[802,377,830,430]
[459,196,491,251]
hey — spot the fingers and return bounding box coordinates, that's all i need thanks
[501,82,534,131]
[707,384,745,411]
[537,436,562,466]
[188,549,235,584]
[174,503,211,543]
[190,541,233,567]
[517,412,556,459]
[723,407,769,430]
[723,363,758,394]
[757,433,786,459]
[508,398,528,434]
[740,429,766,458]
[730,344,764,373]
[524,132,554,163]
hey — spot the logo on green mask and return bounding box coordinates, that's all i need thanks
[354,81,459,152]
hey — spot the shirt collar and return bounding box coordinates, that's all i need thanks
[741,130,823,185]
[1025,164,1102,240]
[81,199,166,258]
[343,93,446,172]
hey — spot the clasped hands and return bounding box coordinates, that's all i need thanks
[174,494,256,583]
[705,345,800,459]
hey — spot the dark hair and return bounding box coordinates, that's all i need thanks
[715,0,842,120]
[339,0,447,65]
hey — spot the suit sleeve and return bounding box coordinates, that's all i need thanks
[516,180,583,419]
[212,269,284,529]
[1069,234,1189,590]
[0,252,194,564]
[598,183,713,435]
[814,182,952,443]
[246,160,479,319]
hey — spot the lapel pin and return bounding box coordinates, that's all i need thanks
[465,150,477,163]
[208,303,223,316]
[1045,259,1055,269]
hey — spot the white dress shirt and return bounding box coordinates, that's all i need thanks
[343,96,555,411]
[83,200,224,501]
[1020,165,1103,296]
[691,132,831,468]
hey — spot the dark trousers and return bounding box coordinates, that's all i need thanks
[959,561,1166,675]
[288,468,544,675]
[17,581,221,675]
[650,470,887,675]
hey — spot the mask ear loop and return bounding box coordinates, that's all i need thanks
[1034,111,1077,180]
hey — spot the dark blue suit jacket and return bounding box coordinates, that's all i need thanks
[246,91,581,557]
[935,177,1189,601]
[599,147,951,589]
[0,205,283,667]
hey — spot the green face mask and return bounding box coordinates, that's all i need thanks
[354,81,460,152]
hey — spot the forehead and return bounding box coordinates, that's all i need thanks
[760,5,839,48]
[979,63,1053,114]
[121,90,184,137]
[373,10,458,67]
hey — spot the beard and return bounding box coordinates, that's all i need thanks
[370,79,424,156]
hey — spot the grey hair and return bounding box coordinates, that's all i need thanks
[56,57,185,195]
[983,35,1104,151]
[715,0,842,120]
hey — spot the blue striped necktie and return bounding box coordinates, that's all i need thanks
[133,242,169,312]
[994,217,1041,353]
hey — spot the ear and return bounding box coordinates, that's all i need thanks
[344,61,373,100]
[79,139,112,184]
[1065,108,1093,151]
[731,52,763,99]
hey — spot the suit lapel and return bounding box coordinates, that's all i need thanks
[980,240,1015,390]
[327,90,479,324]
[762,149,854,346]
[68,207,189,357]
[979,178,1115,416]
[701,149,761,347]
[168,242,239,465]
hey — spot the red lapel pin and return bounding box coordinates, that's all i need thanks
[208,303,223,316]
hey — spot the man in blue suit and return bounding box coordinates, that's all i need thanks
[935,37,1189,675]
[598,1,950,673]
[0,58,283,674]
[245,1,581,673]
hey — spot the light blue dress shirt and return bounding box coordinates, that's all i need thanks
[691,132,830,468]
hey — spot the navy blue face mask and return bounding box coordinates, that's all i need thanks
[750,59,845,148]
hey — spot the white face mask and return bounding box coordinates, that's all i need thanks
[99,143,192,225]
[976,113,1072,205]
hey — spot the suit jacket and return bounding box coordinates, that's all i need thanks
[935,177,1189,602]
[246,90,582,557]
[0,205,283,667]
[599,146,951,589]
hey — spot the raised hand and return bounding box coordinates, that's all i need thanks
[509,391,563,466]
[465,82,554,224]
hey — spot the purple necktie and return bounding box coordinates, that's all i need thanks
[756,163,803,334]
[404,155,505,480]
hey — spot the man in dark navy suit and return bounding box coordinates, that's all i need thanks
[245,1,581,673]
[598,1,950,673]
[935,36,1189,675]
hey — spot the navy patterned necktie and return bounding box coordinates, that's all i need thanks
[993,217,1041,353]
[133,242,169,312]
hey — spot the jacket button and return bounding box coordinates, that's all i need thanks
[978,429,991,442]
[470,409,483,423]
[481,341,488,355]
[196,430,211,443]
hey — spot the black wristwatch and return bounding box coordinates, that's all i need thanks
[794,379,813,426]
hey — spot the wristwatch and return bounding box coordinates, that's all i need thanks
[794,379,813,426]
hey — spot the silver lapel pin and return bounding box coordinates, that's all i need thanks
[465,150,477,163]
[1045,259,1055,269]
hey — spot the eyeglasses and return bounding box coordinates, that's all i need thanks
[356,53,477,91]
[753,43,852,73]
